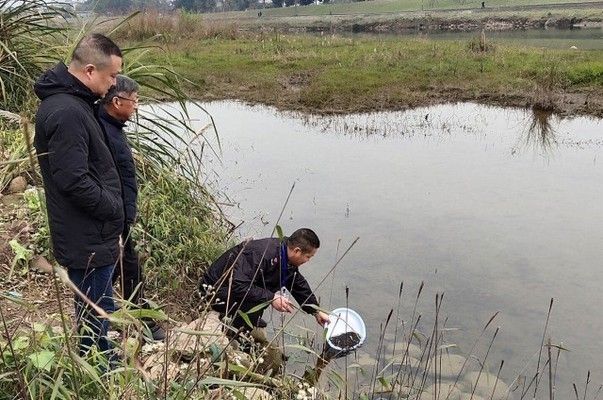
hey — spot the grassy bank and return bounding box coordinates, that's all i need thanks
[140,33,603,117]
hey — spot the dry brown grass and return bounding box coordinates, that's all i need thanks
[112,10,240,42]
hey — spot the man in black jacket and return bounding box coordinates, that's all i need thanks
[200,228,330,372]
[99,75,165,341]
[201,228,330,328]
[34,34,123,357]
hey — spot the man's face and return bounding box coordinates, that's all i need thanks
[110,91,139,121]
[288,246,317,267]
[85,55,122,96]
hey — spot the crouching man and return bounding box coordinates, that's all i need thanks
[199,228,330,373]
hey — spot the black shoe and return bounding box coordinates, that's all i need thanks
[143,320,166,342]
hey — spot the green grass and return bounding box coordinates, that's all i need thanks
[205,0,603,19]
[141,34,603,115]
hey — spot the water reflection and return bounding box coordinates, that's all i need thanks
[512,107,557,155]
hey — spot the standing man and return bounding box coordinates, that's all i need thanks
[200,228,330,372]
[34,34,123,357]
[99,75,165,341]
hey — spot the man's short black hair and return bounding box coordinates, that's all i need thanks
[71,33,122,69]
[286,228,320,252]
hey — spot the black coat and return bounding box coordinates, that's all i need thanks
[98,107,137,225]
[34,63,124,270]
[201,237,319,314]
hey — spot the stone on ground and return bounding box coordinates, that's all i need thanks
[8,176,27,194]
[169,313,229,360]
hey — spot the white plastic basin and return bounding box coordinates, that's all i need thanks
[325,307,366,351]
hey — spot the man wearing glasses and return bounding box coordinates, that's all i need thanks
[99,75,165,341]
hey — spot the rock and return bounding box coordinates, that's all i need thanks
[210,388,274,400]
[1,194,22,207]
[459,393,485,400]
[169,313,229,361]
[144,350,211,382]
[30,255,53,274]
[428,354,471,379]
[353,351,376,367]
[403,355,421,369]
[415,389,433,400]
[239,388,273,400]
[8,176,27,194]
[392,384,412,397]
[461,371,510,400]
[424,382,462,400]
[141,341,165,356]
[406,343,423,359]
[386,341,423,360]
[228,349,252,368]
[148,359,180,381]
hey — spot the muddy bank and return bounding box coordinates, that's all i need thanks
[187,85,603,120]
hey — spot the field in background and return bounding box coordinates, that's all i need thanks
[202,0,603,20]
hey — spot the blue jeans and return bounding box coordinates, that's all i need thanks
[68,263,116,357]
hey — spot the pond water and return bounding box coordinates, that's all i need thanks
[144,101,602,398]
[350,28,603,50]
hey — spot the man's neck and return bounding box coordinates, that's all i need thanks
[104,106,126,123]
[67,64,90,90]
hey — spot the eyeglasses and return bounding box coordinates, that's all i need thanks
[115,96,139,105]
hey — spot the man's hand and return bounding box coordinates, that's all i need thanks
[272,293,294,313]
[315,311,330,327]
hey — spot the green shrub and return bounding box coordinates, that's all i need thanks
[135,167,230,296]
[567,63,603,86]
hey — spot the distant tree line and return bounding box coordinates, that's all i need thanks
[79,0,333,13]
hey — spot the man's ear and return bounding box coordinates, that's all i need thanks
[83,64,95,77]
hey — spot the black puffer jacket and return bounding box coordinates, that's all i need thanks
[34,63,124,270]
[99,107,137,225]
[201,237,319,314]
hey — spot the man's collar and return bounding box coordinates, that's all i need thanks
[99,106,127,129]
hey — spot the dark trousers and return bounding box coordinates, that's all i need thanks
[210,291,267,331]
[206,289,282,374]
[113,225,143,305]
[68,263,116,356]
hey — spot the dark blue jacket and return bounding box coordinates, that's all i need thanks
[34,63,124,269]
[98,107,138,225]
[201,238,319,315]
